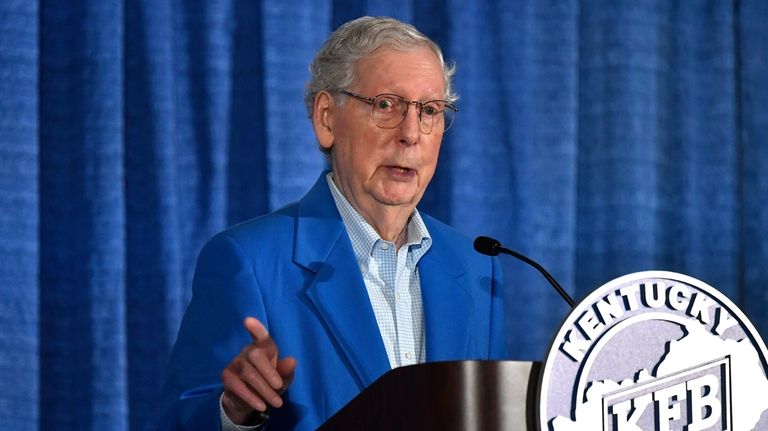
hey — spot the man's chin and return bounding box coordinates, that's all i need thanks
[373,189,422,208]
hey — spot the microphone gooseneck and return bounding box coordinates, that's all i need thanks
[473,235,576,308]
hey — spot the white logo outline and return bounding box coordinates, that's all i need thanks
[538,270,768,431]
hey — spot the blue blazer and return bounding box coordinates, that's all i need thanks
[160,173,507,430]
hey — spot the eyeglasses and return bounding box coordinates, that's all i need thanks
[339,90,458,134]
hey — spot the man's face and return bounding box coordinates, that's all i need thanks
[318,46,446,220]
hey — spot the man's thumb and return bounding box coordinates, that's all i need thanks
[277,357,297,391]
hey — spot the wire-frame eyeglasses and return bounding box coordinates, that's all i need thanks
[339,90,458,134]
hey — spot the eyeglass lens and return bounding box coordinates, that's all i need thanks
[370,94,455,133]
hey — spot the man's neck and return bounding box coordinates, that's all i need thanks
[330,174,413,249]
[362,209,410,249]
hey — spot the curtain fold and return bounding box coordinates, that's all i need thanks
[124,1,182,428]
[262,1,330,207]
[0,1,39,429]
[1,1,767,429]
[39,1,128,429]
[739,0,768,328]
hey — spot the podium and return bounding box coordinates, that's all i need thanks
[319,272,768,430]
[319,360,541,431]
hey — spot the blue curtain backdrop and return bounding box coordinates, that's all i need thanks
[1,0,767,429]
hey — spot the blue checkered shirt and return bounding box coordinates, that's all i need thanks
[326,173,431,368]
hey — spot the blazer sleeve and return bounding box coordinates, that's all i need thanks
[159,232,268,430]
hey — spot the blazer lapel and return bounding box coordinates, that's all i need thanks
[418,231,474,362]
[293,174,390,389]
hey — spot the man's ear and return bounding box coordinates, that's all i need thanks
[312,91,335,151]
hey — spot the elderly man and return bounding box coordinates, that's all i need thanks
[161,16,508,430]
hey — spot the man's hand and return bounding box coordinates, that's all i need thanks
[221,317,297,425]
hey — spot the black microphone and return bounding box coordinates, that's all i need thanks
[474,236,576,308]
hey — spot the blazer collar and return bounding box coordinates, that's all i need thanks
[418,218,473,362]
[294,173,473,387]
[294,173,390,388]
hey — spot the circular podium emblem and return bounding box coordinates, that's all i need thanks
[539,271,768,430]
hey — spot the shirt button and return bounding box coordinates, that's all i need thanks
[405,352,412,360]
[380,242,389,250]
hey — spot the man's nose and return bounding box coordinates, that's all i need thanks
[398,103,422,145]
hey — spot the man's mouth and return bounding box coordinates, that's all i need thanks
[385,165,416,178]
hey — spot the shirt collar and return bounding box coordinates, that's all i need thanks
[326,172,432,271]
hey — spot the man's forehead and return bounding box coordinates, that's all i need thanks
[360,45,441,69]
[353,47,446,97]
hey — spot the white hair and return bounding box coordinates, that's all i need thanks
[305,16,458,119]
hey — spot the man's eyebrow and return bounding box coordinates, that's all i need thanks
[381,90,445,101]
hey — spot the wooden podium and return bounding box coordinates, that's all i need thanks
[318,360,542,431]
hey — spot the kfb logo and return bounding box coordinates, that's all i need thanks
[603,357,729,430]
[538,271,768,431]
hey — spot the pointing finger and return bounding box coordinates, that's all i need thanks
[244,317,278,360]
[243,317,270,344]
